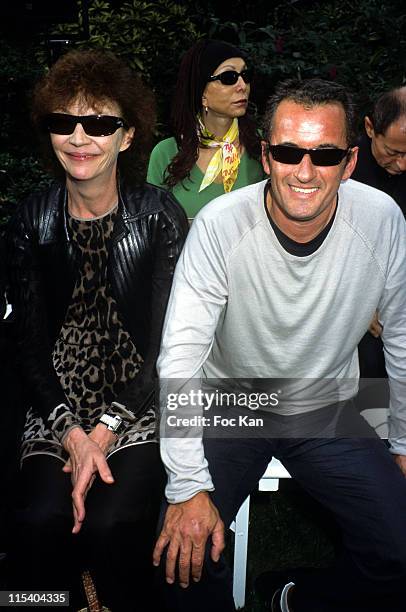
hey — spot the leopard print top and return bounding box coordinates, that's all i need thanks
[21,206,156,464]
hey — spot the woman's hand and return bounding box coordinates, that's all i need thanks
[62,426,115,534]
[88,422,118,454]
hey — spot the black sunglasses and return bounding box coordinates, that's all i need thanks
[207,68,253,86]
[268,144,350,167]
[44,113,128,137]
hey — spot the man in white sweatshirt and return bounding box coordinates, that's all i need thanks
[154,79,406,612]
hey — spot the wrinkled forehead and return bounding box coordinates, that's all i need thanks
[380,117,406,147]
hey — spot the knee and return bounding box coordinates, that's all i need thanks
[380,546,406,580]
[84,501,148,544]
[363,537,406,583]
[85,495,161,542]
[84,509,117,540]
[85,509,156,545]
[20,500,69,536]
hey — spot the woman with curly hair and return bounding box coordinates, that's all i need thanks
[6,48,187,611]
[147,39,264,221]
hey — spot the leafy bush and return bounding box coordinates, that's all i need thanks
[0,40,51,224]
[55,0,199,73]
[0,154,51,226]
[201,0,406,120]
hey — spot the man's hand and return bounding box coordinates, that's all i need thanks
[368,310,383,338]
[394,454,406,477]
[62,426,115,534]
[153,491,225,588]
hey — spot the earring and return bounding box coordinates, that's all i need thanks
[205,106,208,114]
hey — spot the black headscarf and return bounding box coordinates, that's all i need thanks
[197,39,248,100]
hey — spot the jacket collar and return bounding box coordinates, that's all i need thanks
[39,177,165,245]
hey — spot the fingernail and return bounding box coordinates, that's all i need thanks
[180,583,188,589]
[166,578,174,584]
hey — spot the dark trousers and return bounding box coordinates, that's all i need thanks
[358,331,387,379]
[9,443,166,612]
[160,407,406,612]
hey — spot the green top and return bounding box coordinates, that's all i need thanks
[147,137,264,220]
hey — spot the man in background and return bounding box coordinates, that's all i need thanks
[353,87,406,379]
[352,86,405,212]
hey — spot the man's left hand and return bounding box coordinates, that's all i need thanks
[394,454,406,477]
[368,310,383,338]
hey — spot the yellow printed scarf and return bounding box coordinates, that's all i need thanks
[198,116,240,193]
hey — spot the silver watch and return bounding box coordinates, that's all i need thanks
[99,413,125,435]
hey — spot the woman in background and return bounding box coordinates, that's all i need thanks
[147,39,263,221]
[7,48,187,611]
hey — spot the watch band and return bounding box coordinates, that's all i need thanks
[99,413,125,435]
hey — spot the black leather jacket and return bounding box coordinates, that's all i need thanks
[6,179,188,424]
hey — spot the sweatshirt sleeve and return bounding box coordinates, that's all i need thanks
[378,208,406,455]
[157,216,228,503]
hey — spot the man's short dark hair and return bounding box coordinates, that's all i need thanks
[263,78,357,146]
[369,86,406,135]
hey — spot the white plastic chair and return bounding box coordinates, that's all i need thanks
[231,457,291,609]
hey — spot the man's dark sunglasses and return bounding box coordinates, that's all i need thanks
[268,144,350,167]
[44,113,128,137]
[208,68,253,86]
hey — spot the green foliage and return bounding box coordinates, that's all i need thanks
[0,40,43,156]
[53,0,201,119]
[203,0,406,119]
[0,154,51,226]
[0,40,51,224]
[64,0,198,72]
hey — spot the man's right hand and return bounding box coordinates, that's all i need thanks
[153,491,225,588]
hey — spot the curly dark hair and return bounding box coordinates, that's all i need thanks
[164,39,261,189]
[263,78,357,147]
[31,48,156,184]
